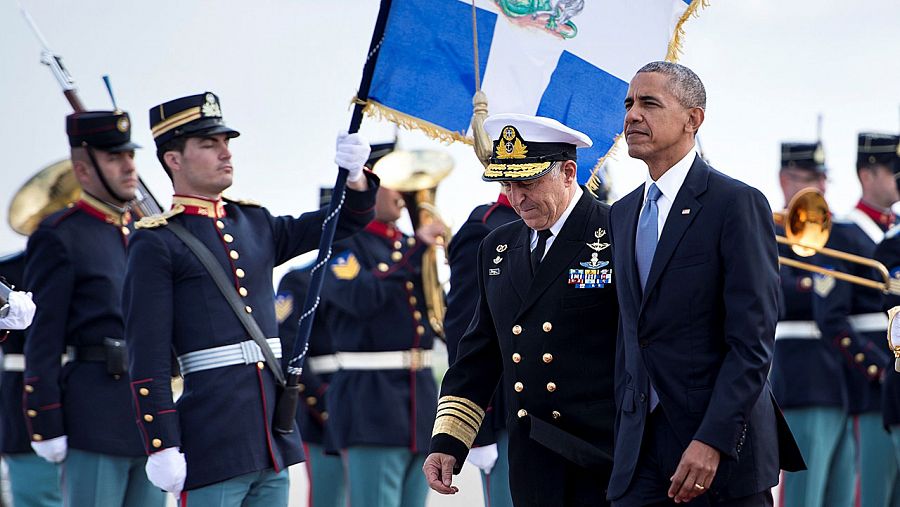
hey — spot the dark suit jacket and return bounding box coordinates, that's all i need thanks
[608,155,804,501]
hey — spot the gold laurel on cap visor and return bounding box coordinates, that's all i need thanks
[482,161,553,181]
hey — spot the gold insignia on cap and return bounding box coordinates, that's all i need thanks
[202,93,222,117]
[496,125,528,160]
[331,253,361,280]
[813,145,825,164]
[117,116,130,133]
[275,294,294,324]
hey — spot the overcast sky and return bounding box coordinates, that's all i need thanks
[2,0,899,273]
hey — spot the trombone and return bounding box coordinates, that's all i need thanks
[774,188,900,295]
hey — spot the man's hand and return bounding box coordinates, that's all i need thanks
[423,452,459,495]
[668,439,720,503]
[416,221,449,247]
[31,434,67,463]
[335,131,370,191]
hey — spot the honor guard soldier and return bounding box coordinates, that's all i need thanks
[23,110,166,506]
[319,142,444,507]
[444,191,518,506]
[769,142,855,507]
[425,114,618,506]
[812,132,900,507]
[122,92,378,506]
[0,253,58,507]
[870,133,900,506]
[275,187,346,507]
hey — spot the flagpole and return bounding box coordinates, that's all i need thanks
[274,0,395,434]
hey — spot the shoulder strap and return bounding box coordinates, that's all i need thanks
[166,222,286,385]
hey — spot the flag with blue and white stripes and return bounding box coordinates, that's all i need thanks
[365,0,703,186]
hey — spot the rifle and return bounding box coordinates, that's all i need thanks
[18,3,162,217]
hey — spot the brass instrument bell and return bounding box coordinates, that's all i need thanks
[8,159,81,236]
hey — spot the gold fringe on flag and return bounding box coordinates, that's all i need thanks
[586,0,709,194]
[353,97,473,146]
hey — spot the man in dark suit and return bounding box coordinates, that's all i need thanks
[424,113,619,506]
[608,61,805,506]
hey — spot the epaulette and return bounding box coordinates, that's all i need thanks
[886,225,900,240]
[134,205,185,230]
[222,196,261,207]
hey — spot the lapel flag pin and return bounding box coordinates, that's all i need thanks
[681,208,691,215]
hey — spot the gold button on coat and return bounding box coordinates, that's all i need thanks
[245,306,253,314]
[512,325,522,335]
[840,337,851,347]
[257,362,265,370]
[321,412,329,421]
[24,385,34,393]
[139,387,150,396]
[552,410,561,419]
[517,409,528,418]
[413,311,422,320]
[144,414,154,422]
[514,382,524,392]
[409,296,417,305]
[121,226,130,236]
[542,322,552,332]
[407,237,416,247]
[378,263,389,272]
[542,353,553,364]
[394,241,403,249]
[33,434,43,441]
[546,382,557,392]
[223,234,234,243]
[230,250,239,260]
[512,353,521,363]
[216,220,225,229]
[239,287,248,297]
[151,438,162,448]
[306,396,317,406]
[26,409,37,417]
[405,281,414,290]
[854,353,865,363]
[416,325,425,335]
[235,268,246,278]
[867,365,879,376]
[392,251,403,262]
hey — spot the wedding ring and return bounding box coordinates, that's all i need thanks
[694,483,706,490]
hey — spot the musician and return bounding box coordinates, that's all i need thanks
[319,143,444,507]
[425,113,618,506]
[875,223,900,507]
[607,62,804,506]
[769,142,855,506]
[810,132,899,507]
[444,190,519,506]
[1,252,60,507]
[23,110,166,506]
[123,92,377,505]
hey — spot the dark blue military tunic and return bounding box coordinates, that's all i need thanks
[0,251,32,454]
[813,215,892,415]
[873,227,900,428]
[23,195,144,456]
[276,266,336,450]
[444,195,519,447]
[123,180,376,491]
[322,220,438,453]
[770,227,848,410]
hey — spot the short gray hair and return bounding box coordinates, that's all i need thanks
[636,61,706,110]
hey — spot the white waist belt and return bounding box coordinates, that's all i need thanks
[1,353,25,372]
[336,349,432,371]
[775,313,888,341]
[306,354,340,374]
[178,338,282,376]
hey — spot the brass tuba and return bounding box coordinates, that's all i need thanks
[374,150,454,338]
[773,188,900,294]
[8,159,81,236]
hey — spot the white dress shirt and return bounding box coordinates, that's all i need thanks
[642,146,697,240]
[529,185,583,259]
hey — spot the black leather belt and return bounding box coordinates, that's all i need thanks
[66,344,108,362]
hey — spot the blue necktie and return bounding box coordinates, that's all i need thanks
[635,183,662,411]
[636,183,662,290]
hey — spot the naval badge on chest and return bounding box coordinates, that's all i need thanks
[568,228,612,288]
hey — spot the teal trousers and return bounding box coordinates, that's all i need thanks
[781,407,855,507]
[344,446,428,507]
[478,431,513,507]
[4,452,62,507]
[179,468,289,507]
[306,443,345,507]
[62,449,165,507]
[857,413,900,507]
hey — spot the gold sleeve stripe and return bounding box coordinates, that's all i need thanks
[437,402,483,428]
[438,395,485,419]
[436,406,482,430]
[432,414,479,448]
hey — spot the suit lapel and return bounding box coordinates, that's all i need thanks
[640,156,709,308]
[617,187,644,312]
[505,224,531,301]
[517,191,592,318]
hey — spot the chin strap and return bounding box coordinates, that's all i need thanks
[82,142,130,205]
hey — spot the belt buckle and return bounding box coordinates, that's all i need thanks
[408,349,422,371]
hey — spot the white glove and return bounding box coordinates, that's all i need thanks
[31,435,67,463]
[335,132,371,182]
[145,447,187,495]
[0,291,36,330]
[466,443,499,475]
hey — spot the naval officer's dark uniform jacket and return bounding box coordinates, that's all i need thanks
[431,189,618,507]
[444,194,519,448]
[23,195,146,456]
[0,251,34,455]
[873,227,900,430]
[123,178,377,491]
[321,220,439,453]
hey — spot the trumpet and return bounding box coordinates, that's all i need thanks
[773,188,900,295]
[8,159,81,236]
[374,150,454,338]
